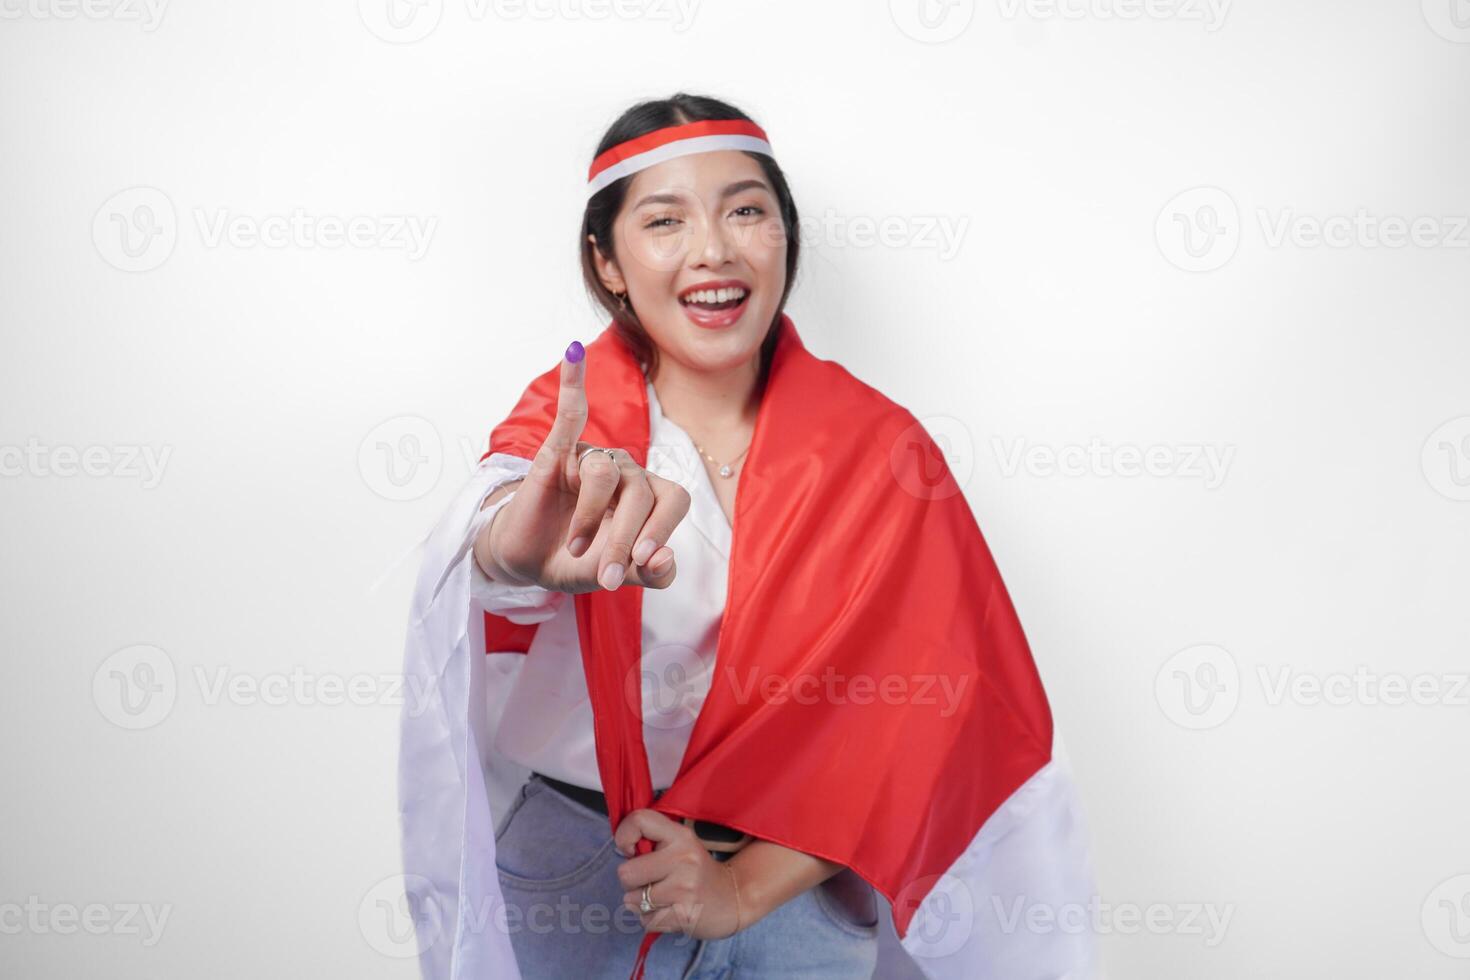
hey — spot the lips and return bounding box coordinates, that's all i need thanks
[677,279,752,330]
[679,289,750,330]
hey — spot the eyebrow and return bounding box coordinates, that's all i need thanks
[631,179,771,210]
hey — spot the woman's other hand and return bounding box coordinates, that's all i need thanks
[475,341,690,594]
[613,810,742,940]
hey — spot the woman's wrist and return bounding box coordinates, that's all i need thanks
[723,861,743,936]
[473,481,528,585]
[724,841,843,927]
[725,851,779,927]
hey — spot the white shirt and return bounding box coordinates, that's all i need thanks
[466,381,732,791]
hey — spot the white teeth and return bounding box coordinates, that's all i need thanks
[682,287,748,305]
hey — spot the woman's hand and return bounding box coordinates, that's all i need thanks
[613,810,742,940]
[477,343,691,594]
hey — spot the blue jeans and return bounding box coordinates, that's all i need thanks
[494,774,880,979]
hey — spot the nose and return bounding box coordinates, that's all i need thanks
[688,209,735,269]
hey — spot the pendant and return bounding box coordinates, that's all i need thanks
[719,464,733,478]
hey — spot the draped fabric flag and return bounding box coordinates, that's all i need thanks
[398,313,1099,979]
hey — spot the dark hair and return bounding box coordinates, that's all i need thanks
[580,92,801,381]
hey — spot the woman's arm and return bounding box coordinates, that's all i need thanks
[726,839,844,926]
[472,477,525,583]
[463,457,564,622]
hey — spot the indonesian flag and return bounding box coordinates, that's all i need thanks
[398,314,1099,978]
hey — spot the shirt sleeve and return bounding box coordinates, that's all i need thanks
[466,452,567,625]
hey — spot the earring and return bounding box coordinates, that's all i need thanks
[616,291,629,313]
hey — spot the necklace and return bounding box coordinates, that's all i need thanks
[691,438,751,478]
[650,376,754,478]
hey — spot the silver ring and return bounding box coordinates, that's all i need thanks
[639,883,658,914]
[578,446,619,468]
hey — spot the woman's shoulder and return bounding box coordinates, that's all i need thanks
[783,349,965,500]
[788,346,921,432]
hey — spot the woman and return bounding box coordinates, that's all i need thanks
[473,91,877,978]
[399,93,1097,980]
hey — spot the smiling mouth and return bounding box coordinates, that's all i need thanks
[679,286,750,312]
[685,296,745,312]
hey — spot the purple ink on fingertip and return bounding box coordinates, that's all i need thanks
[565,341,585,363]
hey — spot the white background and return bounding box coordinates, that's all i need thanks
[2,0,1468,977]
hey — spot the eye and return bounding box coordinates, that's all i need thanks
[732,205,765,219]
[644,214,682,229]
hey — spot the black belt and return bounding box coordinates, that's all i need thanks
[533,772,749,850]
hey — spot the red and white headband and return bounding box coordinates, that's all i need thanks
[586,118,775,199]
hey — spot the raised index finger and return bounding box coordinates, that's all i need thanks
[531,340,588,482]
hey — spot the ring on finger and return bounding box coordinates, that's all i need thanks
[639,883,663,914]
[577,446,619,468]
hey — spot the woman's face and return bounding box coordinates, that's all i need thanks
[592,149,788,375]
